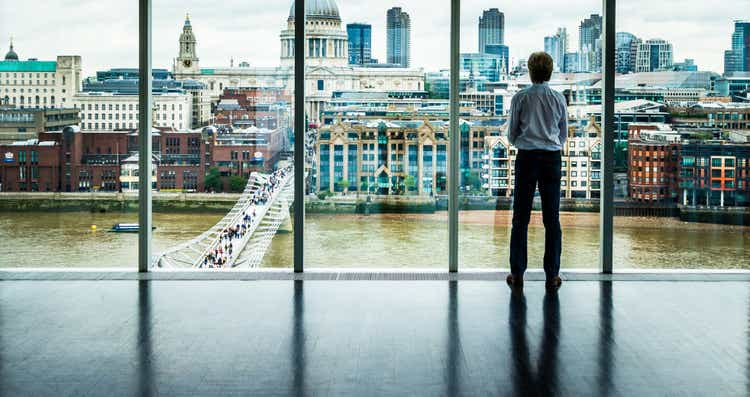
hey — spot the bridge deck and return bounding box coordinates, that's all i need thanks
[153,165,293,269]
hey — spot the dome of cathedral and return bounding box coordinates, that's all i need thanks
[288,0,341,21]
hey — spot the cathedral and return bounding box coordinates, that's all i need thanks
[173,0,425,125]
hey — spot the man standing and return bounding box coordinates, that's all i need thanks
[506,52,567,291]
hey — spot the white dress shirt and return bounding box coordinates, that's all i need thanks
[507,82,568,151]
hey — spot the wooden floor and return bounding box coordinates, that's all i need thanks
[1,280,748,396]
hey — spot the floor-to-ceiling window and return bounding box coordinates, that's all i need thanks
[612,0,750,269]
[299,1,451,268]
[0,1,166,267]
[150,1,296,269]
[458,1,603,269]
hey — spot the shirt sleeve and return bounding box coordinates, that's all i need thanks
[557,96,568,147]
[508,94,521,145]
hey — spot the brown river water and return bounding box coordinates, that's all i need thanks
[0,211,747,269]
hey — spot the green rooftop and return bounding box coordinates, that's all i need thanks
[0,60,57,72]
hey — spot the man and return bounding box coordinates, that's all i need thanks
[506,52,567,291]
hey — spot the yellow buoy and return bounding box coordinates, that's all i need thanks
[91,225,97,231]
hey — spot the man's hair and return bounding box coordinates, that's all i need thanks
[528,52,554,83]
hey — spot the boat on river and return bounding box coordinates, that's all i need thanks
[109,223,156,233]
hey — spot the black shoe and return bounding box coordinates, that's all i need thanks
[545,276,562,292]
[506,274,524,289]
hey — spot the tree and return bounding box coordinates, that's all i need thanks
[465,171,483,193]
[404,175,416,193]
[229,175,248,193]
[695,131,713,141]
[336,178,349,195]
[317,190,332,200]
[204,167,222,192]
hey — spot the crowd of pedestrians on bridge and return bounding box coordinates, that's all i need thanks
[201,166,292,269]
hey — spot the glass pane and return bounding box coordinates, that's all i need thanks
[614,1,749,269]
[304,2,449,268]
[150,1,295,269]
[459,1,602,269]
[0,1,152,268]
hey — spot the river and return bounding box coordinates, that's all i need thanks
[1,211,748,269]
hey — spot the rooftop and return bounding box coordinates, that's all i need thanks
[216,99,242,111]
[629,122,674,131]
[288,0,341,21]
[6,139,57,147]
[74,91,188,98]
[592,71,719,90]
[0,60,56,72]
[516,72,603,87]
[569,99,667,116]
[690,102,750,110]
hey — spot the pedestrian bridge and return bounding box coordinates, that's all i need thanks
[153,165,294,269]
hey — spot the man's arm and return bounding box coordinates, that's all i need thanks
[557,97,568,147]
[508,94,521,145]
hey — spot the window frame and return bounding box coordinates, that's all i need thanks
[135,0,618,274]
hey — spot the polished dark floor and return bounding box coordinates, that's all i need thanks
[1,280,748,396]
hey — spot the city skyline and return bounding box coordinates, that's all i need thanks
[0,0,746,77]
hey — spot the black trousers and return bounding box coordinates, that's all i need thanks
[509,149,562,279]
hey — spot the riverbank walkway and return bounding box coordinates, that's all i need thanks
[153,165,294,269]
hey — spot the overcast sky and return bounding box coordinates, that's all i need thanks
[0,0,744,77]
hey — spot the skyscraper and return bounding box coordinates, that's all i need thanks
[478,8,504,54]
[544,28,568,72]
[579,14,602,72]
[635,39,673,72]
[628,37,642,72]
[724,20,750,75]
[564,52,580,73]
[387,7,411,68]
[484,44,509,74]
[615,32,637,74]
[347,23,372,65]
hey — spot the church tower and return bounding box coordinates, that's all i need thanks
[174,13,199,75]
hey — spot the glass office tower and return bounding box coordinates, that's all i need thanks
[347,23,372,66]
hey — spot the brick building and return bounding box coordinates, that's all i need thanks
[1,126,208,192]
[210,126,285,178]
[626,123,750,207]
[0,139,61,192]
[627,123,681,203]
[679,141,750,207]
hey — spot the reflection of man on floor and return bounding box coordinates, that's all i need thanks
[506,52,566,291]
[509,290,561,394]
